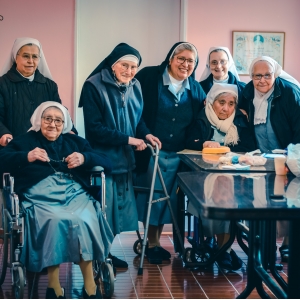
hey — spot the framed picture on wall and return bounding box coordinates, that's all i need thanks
[232,31,285,75]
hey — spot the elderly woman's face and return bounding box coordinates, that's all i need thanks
[212,93,236,120]
[41,108,64,141]
[112,60,138,84]
[252,61,275,93]
[209,51,228,81]
[169,50,196,81]
[15,44,40,77]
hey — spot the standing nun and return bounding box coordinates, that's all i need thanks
[79,43,160,270]
[199,46,246,109]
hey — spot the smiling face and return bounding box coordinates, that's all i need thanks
[212,92,236,120]
[252,61,275,93]
[168,49,196,81]
[41,107,64,141]
[112,60,138,84]
[15,44,40,77]
[209,50,229,81]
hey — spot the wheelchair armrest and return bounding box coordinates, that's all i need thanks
[89,166,105,187]
[90,166,104,173]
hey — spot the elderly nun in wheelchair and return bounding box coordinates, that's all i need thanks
[0,101,113,299]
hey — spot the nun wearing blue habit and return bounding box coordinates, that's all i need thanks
[79,43,160,269]
[0,101,113,298]
[134,42,206,264]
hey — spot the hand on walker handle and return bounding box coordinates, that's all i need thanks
[128,137,147,151]
[145,134,162,149]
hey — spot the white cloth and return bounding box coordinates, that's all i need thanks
[112,55,139,67]
[199,46,240,81]
[169,73,184,94]
[205,83,239,146]
[29,101,72,134]
[0,37,53,79]
[249,56,300,125]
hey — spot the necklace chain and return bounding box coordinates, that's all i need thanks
[48,157,65,163]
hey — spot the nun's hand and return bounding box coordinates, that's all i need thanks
[0,134,13,146]
[203,141,221,148]
[128,137,147,151]
[28,147,49,162]
[65,152,85,169]
[146,134,162,149]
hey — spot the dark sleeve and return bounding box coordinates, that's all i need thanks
[77,137,112,174]
[0,137,31,175]
[80,82,129,146]
[288,88,300,144]
[136,116,151,139]
[0,80,11,137]
[185,119,207,151]
[230,114,256,152]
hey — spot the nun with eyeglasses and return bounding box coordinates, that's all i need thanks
[0,37,76,147]
[199,46,246,107]
[0,101,113,299]
[241,55,300,261]
[79,43,160,270]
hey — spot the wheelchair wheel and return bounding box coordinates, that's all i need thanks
[13,266,24,299]
[0,207,9,286]
[93,260,101,281]
[133,239,143,255]
[183,247,194,263]
[101,262,114,298]
[191,244,213,263]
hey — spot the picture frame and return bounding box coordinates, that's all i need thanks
[232,31,285,75]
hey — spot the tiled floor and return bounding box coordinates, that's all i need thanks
[0,232,287,299]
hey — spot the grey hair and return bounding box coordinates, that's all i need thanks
[214,92,237,105]
[172,43,198,62]
[209,48,229,60]
[18,43,40,54]
[42,106,64,119]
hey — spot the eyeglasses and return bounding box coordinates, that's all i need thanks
[252,73,274,80]
[119,63,138,73]
[17,54,40,61]
[42,117,64,126]
[176,56,195,66]
[210,60,228,66]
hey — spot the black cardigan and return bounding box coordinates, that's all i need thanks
[186,108,256,152]
[0,131,112,194]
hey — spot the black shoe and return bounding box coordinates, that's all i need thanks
[204,236,218,252]
[82,286,102,299]
[230,249,243,270]
[279,245,289,262]
[147,246,162,264]
[108,253,128,268]
[217,252,233,270]
[45,287,66,299]
[159,246,171,260]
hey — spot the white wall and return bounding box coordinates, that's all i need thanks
[75,0,181,136]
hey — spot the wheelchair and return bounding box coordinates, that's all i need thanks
[0,167,114,299]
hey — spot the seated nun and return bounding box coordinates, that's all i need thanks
[186,83,256,152]
[0,101,113,299]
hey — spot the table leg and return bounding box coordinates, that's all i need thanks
[288,219,300,298]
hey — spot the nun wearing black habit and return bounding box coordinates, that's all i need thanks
[0,101,113,299]
[79,43,160,269]
[134,42,206,264]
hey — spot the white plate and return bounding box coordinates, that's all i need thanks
[272,149,287,154]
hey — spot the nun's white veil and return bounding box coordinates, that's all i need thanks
[0,37,53,79]
[199,46,240,82]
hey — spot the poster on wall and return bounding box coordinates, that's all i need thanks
[232,31,285,75]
